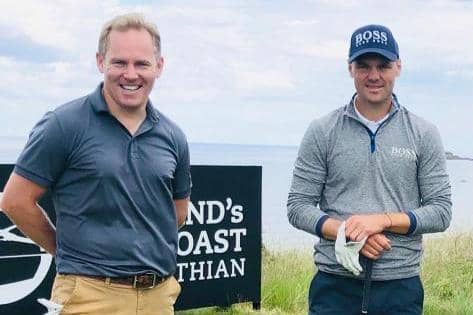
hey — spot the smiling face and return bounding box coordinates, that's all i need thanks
[96,27,163,113]
[349,54,401,110]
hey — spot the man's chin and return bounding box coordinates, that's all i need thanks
[118,101,146,111]
[117,95,147,107]
[364,93,389,104]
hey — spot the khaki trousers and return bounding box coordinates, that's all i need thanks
[50,274,181,315]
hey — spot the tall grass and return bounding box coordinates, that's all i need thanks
[177,234,473,315]
[422,234,473,315]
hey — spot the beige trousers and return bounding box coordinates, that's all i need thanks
[49,274,181,315]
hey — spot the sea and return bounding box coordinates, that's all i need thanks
[1,137,472,250]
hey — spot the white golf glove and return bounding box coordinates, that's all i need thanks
[37,298,63,315]
[335,221,367,276]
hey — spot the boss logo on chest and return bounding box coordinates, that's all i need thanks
[391,146,417,161]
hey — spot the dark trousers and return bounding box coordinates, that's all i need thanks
[308,271,423,315]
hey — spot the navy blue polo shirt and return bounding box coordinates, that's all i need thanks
[15,84,191,277]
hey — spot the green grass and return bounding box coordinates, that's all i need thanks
[177,234,473,315]
[422,234,473,315]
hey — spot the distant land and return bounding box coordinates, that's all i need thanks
[446,151,473,161]
[2,137,473,161]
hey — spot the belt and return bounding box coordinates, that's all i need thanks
[82,273,169,289]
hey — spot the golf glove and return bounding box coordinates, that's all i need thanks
[335,221,367,276]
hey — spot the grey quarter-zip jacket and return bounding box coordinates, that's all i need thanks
[287,94,452,280]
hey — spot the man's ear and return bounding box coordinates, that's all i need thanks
[155,55,164,78]
[395,59,402,77]
[348,62,354,78]
[96,52,105,73]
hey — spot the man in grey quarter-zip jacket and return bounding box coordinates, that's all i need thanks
[287,24,451,315]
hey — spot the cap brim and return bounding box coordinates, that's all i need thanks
[349,48,398,63]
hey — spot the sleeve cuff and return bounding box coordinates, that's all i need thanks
[406,210,417,235]
[315,215,329,238]
[173,189,191,200]
[14,166,52,188]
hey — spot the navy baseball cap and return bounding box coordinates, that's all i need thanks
[348,24,399,63]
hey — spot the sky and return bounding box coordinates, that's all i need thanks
[0,0,472,156]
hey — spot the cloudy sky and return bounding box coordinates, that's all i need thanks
[1,0,472,156]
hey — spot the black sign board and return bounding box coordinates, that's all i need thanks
[175,166,262,310]
[0,164,261,314]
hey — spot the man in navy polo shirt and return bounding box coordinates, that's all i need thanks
[0,13,191,315]
[288,25,451,314]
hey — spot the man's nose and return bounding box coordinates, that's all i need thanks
[123,65,139,80]
[367,67,381,80]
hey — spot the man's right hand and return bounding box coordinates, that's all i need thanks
[360,233,391,260]
[322,217,392,262]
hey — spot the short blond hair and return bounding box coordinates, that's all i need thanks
[98,13,161,56]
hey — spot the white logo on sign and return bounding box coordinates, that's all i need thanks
[0,196,53,305]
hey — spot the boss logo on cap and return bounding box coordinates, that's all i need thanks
[355,30,388,47]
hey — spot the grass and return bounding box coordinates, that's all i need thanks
[177,234,473,315]
[422,234,473,315]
